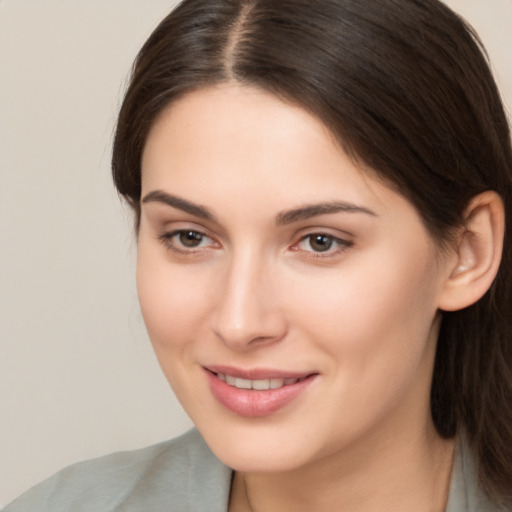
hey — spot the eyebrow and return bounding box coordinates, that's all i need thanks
[275,201,377,225]
[141,190,377,225]
[142,190,217,221]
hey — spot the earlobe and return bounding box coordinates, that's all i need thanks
[438,191,505,312]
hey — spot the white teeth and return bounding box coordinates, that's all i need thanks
[270,378,285,389]
[252,379,270,390]
[235,377,252,389]
[217,373,301,390]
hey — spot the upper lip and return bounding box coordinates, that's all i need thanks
[204,365,316,380]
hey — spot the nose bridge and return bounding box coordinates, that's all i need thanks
[212,246,285,349]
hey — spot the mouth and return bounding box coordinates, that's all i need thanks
[203,366,318,417]
[216,373,309,391]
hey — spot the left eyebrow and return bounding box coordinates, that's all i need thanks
[275,201,378,225]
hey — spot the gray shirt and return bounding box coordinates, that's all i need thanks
[5,429,505,511]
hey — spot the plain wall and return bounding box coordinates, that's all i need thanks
[0,0,511,507]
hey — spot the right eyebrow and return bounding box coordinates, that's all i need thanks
[141,190,217,222]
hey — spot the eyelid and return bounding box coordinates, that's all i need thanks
[290,230,354,258]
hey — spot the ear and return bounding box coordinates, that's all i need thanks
[438,191,505,312]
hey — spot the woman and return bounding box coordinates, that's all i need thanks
[6,0,512,510]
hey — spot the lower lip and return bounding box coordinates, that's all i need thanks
[204,370,316,417]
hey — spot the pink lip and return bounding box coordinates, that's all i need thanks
[204,366,318,418]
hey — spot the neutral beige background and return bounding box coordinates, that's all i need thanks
[0,0,510,507]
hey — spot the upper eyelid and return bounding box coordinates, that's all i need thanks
[163,229,212,242]
[296,233,353,248]
[299,233,351,243]
[158,223,213,238]
[151,214,227,239]
[294,226,354,242]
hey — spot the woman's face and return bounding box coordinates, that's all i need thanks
[138,84,454,473]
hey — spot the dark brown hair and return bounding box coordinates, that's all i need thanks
[112,0,512,502]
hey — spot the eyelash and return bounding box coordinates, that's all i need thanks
[293,233,353,259]
[157,229,353,259]
[157,230,217,255]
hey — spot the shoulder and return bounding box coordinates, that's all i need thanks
[5,429,232,512]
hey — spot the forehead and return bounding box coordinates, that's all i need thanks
[143,84,338,168]
[142,84,379,203]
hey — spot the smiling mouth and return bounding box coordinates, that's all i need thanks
[204,367,318,417]
[216,373,309,390]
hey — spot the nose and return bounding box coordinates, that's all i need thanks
[211,252,287,350]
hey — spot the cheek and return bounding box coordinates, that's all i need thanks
[287,246,440,387]
[287,256,440,442]
[136,248,212,352]
[292,258,436,341]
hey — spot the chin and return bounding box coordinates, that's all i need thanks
[211,437,311,474]
[192,415,324,473]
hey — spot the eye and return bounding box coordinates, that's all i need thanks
[177,230,206,248]
[295,233,353,255]
[157,229,218,253]
[305,234,336,252]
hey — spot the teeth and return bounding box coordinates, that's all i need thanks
[217,373,300,390]
[235,378,252,389]
[270,378,285,389]
[252,379,270,390]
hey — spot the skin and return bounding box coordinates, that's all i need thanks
[137,84,458,511]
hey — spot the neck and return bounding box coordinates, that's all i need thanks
[229,420,455,512]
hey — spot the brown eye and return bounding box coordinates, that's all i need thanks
[178,231,204,247]
[308,234,335,252]
[295,233,353,257]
